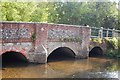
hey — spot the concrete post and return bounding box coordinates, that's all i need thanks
[99,27,103,38]
[112,28,115,37]
[106,29,109,37]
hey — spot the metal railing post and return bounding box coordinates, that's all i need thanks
[106,29,109,37]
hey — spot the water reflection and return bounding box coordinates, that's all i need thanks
[2,58,120,79]
[69,71,119,78]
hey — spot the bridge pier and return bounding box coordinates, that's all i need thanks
[28,52,47,63]
[28,44,48,63]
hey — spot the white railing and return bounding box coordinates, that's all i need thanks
[90,27,120,38]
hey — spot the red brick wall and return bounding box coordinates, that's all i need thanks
[0,22,90,54]
[47,24,82,42]
[0,22,35,43]
[35,23,48,47]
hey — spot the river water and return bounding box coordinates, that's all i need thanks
[1,57,120,79]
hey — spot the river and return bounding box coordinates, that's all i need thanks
[1,57,120,79]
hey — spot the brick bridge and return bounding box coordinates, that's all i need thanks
[0,22,119,63]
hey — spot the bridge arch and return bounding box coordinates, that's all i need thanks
[47,47,76,62]
[2,51,28,67]
[89,46,103,57]
[1,50,27,58]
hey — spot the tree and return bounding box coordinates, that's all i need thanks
[0,1,119,30]
[0,2,36,21]
[30,2,49,22]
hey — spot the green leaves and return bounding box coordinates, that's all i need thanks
[105,37,120,58]
[0,2,36,21]
[0,1,119,29]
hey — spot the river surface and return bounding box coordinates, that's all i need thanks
[1,57,120,79]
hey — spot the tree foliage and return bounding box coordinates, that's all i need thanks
[0,1,119,29]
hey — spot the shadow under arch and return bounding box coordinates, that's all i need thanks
[89,46,103,57]
[47,47,76,62]
[1,51,29,68]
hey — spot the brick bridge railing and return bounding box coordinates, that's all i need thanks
[0,22,119,63]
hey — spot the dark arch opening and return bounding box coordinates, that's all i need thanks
[47,47,76,62]
[89,46,103,57]
[1,51,29,68]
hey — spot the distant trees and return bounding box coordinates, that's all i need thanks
[0,1,119,29]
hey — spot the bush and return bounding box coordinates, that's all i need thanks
[105,37,120,58]
[105,37,118,49]
[91,38,102,44]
